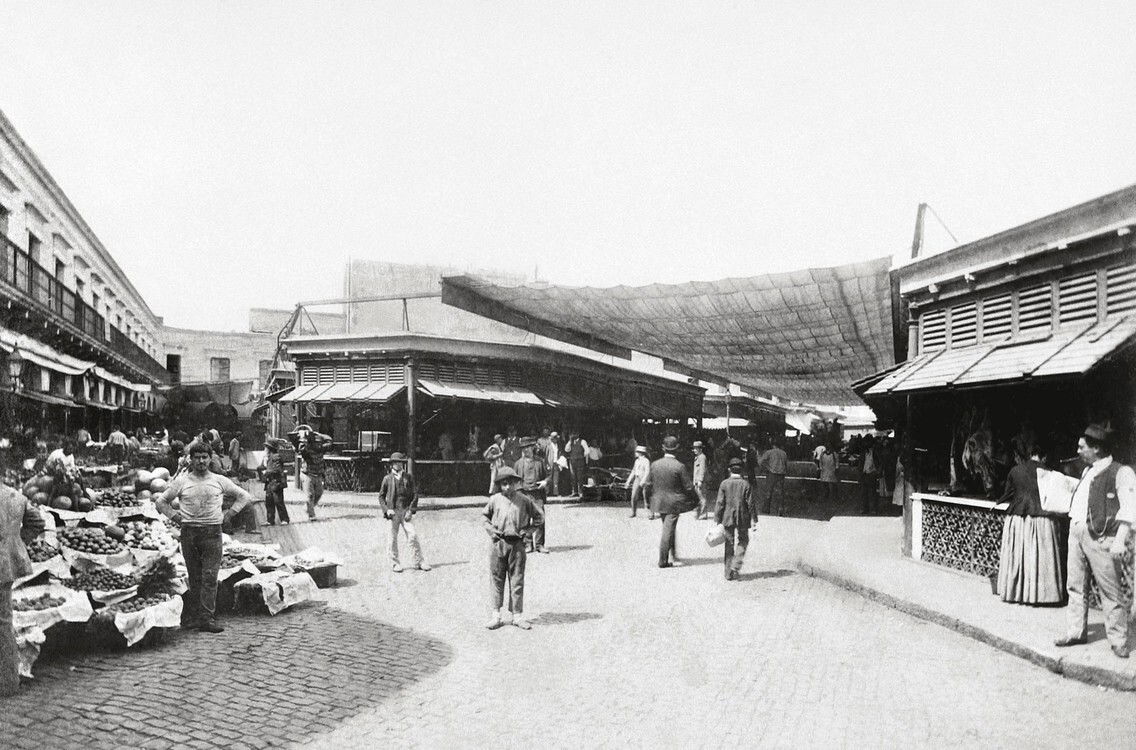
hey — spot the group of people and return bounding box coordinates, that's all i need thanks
[483,427,597,500]
[991,423,1136,660]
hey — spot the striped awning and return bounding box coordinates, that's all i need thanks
[416,379,545,405]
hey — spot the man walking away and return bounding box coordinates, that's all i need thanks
[716,458,757,581]
[379,452,430,573]
[514,437,549,553]
[483,468,544,630]
[625,445,651,518]
[1055,424,1135,659]
[760,439,789,516]
[644,436,696,568]
[693,441,710,519]
[157,441,252,633]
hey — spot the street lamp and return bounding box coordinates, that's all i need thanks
[7,348,24,391]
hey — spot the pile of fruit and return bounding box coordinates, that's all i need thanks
[121,520,177,554]
[132,468,171,504]
[95,489,141,508]
[59,526,126,555]
[19,468,92,511]
[13,592,67,612]
[64,568,138,592]
[25,537,60,562]
[101,592,170,616]
[220,554,246,569]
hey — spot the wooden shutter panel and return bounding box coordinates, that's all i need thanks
[919,309,946,353]
[1058,272,1097,326]
[981,293,1012,343]
[1106,264,1136,317]
[1017,284,1052,337]
[950,302,978,348]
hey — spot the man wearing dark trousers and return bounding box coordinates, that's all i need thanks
[716,458,758,581]
[643,435,696,568]
[483,468,544,630]
[514,437,549,553]
[158,441,251,633]
[760,439,789,516]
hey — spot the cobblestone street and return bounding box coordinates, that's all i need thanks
[4,504,1136,748]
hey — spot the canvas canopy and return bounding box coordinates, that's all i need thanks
[441,257,894,405]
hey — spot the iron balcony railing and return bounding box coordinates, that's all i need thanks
[1,232,168,382]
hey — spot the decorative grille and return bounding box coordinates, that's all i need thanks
[921,500,1004,577]
[981,293,1012,343]
[919,309,946,353]
[949,302,978,348]
[1017,284,1052,336]
[1058,272,1097,326]
[1106,264,1136,317]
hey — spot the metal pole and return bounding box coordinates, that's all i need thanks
[406,357,417,475]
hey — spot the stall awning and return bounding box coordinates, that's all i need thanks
[417,379,545,405]
[85,400,119,411]
[17,389,78,408]
[864,315,1136,396]
[277,383,330,403]
[309,382,405,403]
[264,386,295,403]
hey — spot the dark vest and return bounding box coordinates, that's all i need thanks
[567,441,585,461]
[1086,461,1124,539]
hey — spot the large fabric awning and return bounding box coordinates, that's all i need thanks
[417,379,545,405]
[862,315,1136,396]
[277,382,406,403]
[441,256,895,405]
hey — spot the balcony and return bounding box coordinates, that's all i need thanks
[0,232,168,383]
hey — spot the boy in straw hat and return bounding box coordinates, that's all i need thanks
[483,467,544,630]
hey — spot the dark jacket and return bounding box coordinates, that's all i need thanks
[1000,459,1044,517]
[715,475,756,528]
[643,454,696,515]
[379,472,418,515]
[1,485,45,584]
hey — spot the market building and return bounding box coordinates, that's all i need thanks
[854,184,1136,576]
[0,108,167,441]
[273,332,706,495]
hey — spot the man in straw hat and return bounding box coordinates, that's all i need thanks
[379,452,430,573]
[643,436,697,568]
[625,444,652,518]
[692,440,710,519]
[483,467,544,630]
[1055,424,1136,658]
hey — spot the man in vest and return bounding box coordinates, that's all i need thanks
[565,432,588,497]
[514,437,549,553]
[1055,424,1136,658]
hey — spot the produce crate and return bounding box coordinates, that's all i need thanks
[304,563,338,589]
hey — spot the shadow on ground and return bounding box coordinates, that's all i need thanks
[547,545,593,553]
[1,603,453,748]
[532,612,603,626]
[736,569,796,582]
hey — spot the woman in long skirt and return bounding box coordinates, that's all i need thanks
[996,439,1063,604]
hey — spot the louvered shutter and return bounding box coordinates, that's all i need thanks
[300,368,317,386]
[1017,284,1052,337]
[335,363,351,383]
[981,293,1012,343]
[950,302,978,348]
[919,309,946,354]
[1106,264,1136,317]
[317,365,334,385]
[1057,273,1097,326]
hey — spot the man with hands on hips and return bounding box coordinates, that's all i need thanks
[379,452,430,573]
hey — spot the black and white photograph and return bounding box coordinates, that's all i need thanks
[1,2,1135,747]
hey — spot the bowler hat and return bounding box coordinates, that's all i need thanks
[661,436,679,452]
[389,452,407,463]
[1082,424,1113,445]
[494,467,520,485]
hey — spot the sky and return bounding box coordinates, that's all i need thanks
[1,1,1134,331]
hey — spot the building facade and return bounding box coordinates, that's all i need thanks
[0,108,167,439]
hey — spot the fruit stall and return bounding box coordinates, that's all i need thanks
[11,463,340,679]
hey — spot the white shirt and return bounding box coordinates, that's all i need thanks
[47,449,76,469]
[628,455,650,487]
[1069,456,1136,526]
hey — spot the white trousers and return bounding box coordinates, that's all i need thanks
[389,514,425,566]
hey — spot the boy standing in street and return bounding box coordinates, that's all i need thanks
[262,439,290,525]
[483,467,544,630]
[715,458,758,581]
[379,452,430,573]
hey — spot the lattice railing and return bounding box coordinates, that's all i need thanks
[921,500,1005,577]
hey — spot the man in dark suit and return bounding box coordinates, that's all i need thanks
[1,483,46,696]
[715,458,758,581]
[379,452,430,573]
[643,435,696,568]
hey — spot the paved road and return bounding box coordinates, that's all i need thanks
[3,504,1135,749]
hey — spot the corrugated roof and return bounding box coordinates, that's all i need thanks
[864,315,1136,395]
[441,256,894,405]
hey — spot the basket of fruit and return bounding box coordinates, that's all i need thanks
[57,526,133,567]
[88,591,182,648]
[26,537,60,563]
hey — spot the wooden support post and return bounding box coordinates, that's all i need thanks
[902,393,913,558]
[406,357,417,475]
